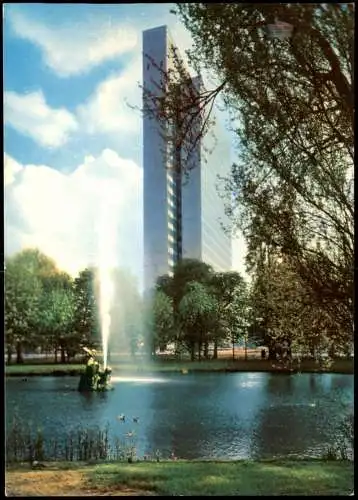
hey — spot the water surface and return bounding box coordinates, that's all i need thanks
[6,372,353,460]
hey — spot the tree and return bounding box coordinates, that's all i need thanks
[146,290,174,358]
[156,259,216,356]
[5,258,41,363]
[178,281,218,361]
[38,272,76,362]
[250,252,351,361]
[157,258,214,311]
[211,271,248,359]
[150,4,353,351]
[5,249,59,364]
[73,268,100,352]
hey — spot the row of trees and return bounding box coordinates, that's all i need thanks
[148,259,249,361]
[5,249,251,364]
[5,249,143,364]
[5,248,352,365]
[5,249,100,364]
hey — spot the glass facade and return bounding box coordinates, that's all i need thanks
[143,25,232,290]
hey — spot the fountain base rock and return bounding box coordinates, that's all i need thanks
[78,348,113,392]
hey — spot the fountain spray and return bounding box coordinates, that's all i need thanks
[98,199,116,371]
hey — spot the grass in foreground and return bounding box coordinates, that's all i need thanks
[6,460,354,496]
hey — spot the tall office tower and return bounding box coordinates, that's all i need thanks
[143,25,232,291]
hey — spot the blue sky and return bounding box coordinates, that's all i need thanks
[4,3,247,286]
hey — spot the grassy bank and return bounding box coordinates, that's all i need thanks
[5,459,354,496]
[5,357,354,376]
[5,363,84,377]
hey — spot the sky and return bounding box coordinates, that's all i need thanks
[4,3,247,289]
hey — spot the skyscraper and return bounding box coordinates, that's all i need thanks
[143,25,232,291]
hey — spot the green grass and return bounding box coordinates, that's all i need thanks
[5,357,353,376]
[5,363,84,376]
[86,459,354,496]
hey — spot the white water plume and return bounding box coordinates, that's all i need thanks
[98,198,116,370]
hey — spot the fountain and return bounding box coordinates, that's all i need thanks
[78,199,116,392]
[98,199,116,371]
[78,347,112,392]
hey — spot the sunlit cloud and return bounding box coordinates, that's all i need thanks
[77,56,142,136]
[4,90,78,148]
[8,9,138,77]
[4,151,143,283]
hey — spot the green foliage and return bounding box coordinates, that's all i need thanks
[73,268,100,350]
[5,418,131,463]
[324,412,353,462]
[5,249,58,363]
[147,290,174,355]
[179,281,219,360]
[37,273,76,356]
[211,271,249,345]
[155,259,249,359]
[170,4,353,353]
[5,251,99,362]
[157,259,214,310]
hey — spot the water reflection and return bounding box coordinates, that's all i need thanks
[5,372,353,460]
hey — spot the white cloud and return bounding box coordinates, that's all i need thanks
[8,7,194,78]
[8,10,138,77]
[4,151,143,285]
[77,56,142,136]
[4,154,23,186]
[76,19,194,140]
[4,90,78,148]
[5,6,196,148]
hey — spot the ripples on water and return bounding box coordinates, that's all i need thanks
[5,372,353,460]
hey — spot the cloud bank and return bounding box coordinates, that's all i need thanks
[8,10,138,77]
[5,151,143,283]
[4,90,78,148]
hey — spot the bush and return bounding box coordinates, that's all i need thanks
[323,412,354,461]
[6,416,137,463]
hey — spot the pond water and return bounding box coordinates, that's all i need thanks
[5,372,353,460]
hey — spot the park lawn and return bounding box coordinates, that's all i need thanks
[5,363,84,376]
[5,358,354,376]
[5,460,354,496]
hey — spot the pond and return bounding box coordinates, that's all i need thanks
[5,372,353,460]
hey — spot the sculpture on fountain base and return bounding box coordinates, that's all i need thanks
[78,347,113,392]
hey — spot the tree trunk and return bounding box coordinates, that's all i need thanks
[268,343,276,361]
[198,341,202,361]
[244,336,248,361]
[204,341,209,359]
[7,345,12,365]
[213,339,218,359]
[54,348,58,363]
[16,341,24,364]
[190,342,195,361]
[232,338,235,361]
[328,344,335,359]
[60,346,66,364]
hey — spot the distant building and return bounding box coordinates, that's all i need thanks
[143,25,232,291]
